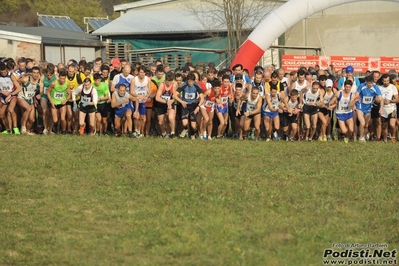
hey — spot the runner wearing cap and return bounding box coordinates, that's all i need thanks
[318,79,337,141]
[337,66,360,91]
[109,58,122,81]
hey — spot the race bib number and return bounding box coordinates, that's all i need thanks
[44,86,48,94]
[185,92,195,100]
[26,91,36,98]
[338,105,350,112]
[306,98,315,104]
[221,97,228,104]
[247,103,255,111]
[204,101,215,108]
[81,96,90,103]
[1,86,11,92]
[362,96,373,104]
[137,91,146,96]
[161,95,170,101]
[54,92,64,100]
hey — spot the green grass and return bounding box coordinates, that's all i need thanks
[0,135,398,265]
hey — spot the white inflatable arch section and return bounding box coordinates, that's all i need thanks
[231,0,399,74]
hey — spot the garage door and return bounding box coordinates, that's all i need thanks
[44,46,62,65]
[44,46,96,64]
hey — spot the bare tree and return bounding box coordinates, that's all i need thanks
[184,0,279,65]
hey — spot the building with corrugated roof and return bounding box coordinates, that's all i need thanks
[92,0,281,69]
[0,25,106,64]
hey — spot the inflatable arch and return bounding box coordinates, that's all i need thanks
[230,0,399,74]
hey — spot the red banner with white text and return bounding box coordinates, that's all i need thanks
[281,55,399,73]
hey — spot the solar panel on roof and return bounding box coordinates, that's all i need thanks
[38,17,83,32]
[88,20,111,30]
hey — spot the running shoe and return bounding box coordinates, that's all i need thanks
[180,129,188,138]
[13,127,20,135]
[273,132,279,141]
[79,125,85,135]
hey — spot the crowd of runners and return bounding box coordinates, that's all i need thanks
[0,56,398,143]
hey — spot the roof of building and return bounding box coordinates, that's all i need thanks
[0,30,41,44]
[0,25,104,47]
[114,0,177,12]
[93,9,203,36]
[92,6,274,37]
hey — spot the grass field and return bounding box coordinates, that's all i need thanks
[0,135,398,265]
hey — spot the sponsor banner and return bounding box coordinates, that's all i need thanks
[281,55,399,73]
[281,55,319,71]
[380,57,399,73]
[330,56,369,73]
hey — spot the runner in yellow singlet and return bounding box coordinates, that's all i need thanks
[66,64,85,133]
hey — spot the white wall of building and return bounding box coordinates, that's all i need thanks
[284,1,399,57]
[0,31,41,60]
